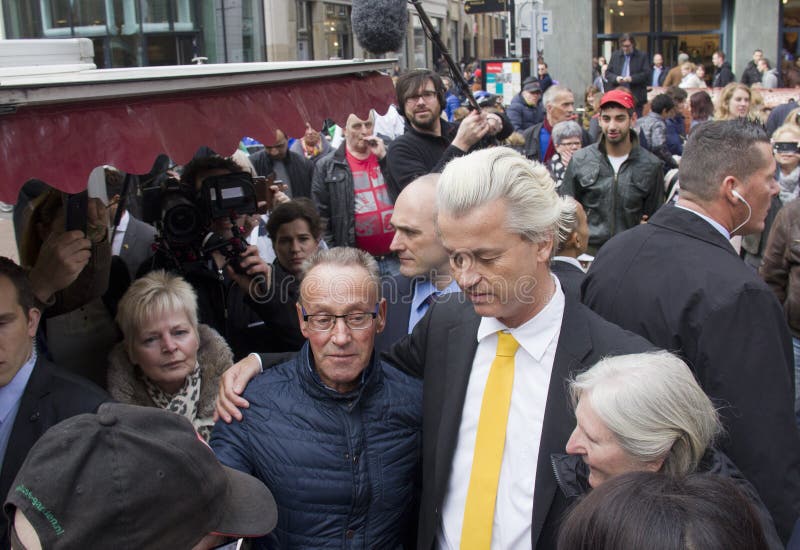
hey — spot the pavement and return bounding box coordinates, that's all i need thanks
[0,211,19,262]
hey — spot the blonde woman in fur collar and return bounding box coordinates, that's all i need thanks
[108,270,232,440]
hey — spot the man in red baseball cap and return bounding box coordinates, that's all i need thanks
[559,88,663,252]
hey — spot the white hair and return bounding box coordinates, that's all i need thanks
[437,147,561,244]
[555,195,579,252]
[570,351,721,476]
[543,85,572,109]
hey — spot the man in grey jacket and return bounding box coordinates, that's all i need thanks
[311,112,399,276]
[560,89,663,252]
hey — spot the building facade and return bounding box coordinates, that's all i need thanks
[523,0,793,107]
[1,0,507,70]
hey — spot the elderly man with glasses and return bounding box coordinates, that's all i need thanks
[210,247,422,549]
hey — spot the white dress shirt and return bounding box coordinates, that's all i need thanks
[438,277,565,549]
[111,210,130,256]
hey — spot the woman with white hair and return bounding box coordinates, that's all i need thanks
[553,351,782,549]
[107,270,233,441]
[548,120,584,187]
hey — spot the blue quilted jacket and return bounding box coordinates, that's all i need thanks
[210,343,422,549]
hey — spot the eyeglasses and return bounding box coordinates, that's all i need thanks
[405,90,438,104]
[301,304,379,331]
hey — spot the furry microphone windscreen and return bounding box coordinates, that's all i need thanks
[351,0,408,55]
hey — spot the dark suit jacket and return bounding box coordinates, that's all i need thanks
[376,274,414,354]
[651,65,668,87]
[0,358,108,545]
[383,292,653,549]
[605,48,650,107]
[117,215,156,281]
[551,259,586,300]
[583,204,800,542]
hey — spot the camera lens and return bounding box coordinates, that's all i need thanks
[162,195,201,244]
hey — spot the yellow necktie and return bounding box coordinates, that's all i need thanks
[461,331,519,549]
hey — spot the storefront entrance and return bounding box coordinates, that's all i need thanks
[595,0,733,73]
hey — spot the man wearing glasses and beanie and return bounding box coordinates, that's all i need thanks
[210,247,422,549]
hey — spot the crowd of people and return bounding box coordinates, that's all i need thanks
[2,35,800,549]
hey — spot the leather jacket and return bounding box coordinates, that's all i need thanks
[560,132,663,249]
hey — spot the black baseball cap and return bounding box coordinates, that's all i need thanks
[4,403,277,549]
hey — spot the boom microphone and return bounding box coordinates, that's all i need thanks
[351,0,408,55]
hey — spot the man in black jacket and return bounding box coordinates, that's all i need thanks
[650,53,668,87]
[712,50,736,88]
[742,49,764,87]
[560,89,663,252]
[582,120,800,543]
[605,33,650,115]
[0,257,108,548]
[250,129,314,199]
[385,69,512,200]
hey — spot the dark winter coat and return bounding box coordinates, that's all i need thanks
[311,143,390,247]
[560,132,664,249]
[507,93,545,132]
[210,343,422,549]
[582,204,800,542]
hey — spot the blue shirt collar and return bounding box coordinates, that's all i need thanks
[411,278,460,312]
[0,347,37,425]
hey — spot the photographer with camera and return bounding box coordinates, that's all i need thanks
[139,155,274,359]
[19,186,122,386]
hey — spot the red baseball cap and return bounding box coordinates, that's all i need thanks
[600,88,635,110]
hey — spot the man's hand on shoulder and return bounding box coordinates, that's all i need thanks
[214,353,262,423]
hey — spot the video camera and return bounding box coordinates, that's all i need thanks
[141,171,258,273]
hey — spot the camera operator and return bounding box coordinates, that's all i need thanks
[139,155,275,359]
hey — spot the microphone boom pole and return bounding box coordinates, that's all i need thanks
[408,0,482,112]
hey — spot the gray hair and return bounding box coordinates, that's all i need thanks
[437,146,561,244]
[300,247,381,300]
[551,120,583,146]
[543,85,572,109]
[555,196,579,252]
[570,351,721,477]
[677,52,689,64]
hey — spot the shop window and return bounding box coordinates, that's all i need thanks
[323,2,352,59]
[783,0,800,58]
[598,0,650,34]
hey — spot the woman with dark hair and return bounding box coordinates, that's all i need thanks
[689,90,714,131]
[249,198,323,352]
[557,471,769,550]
